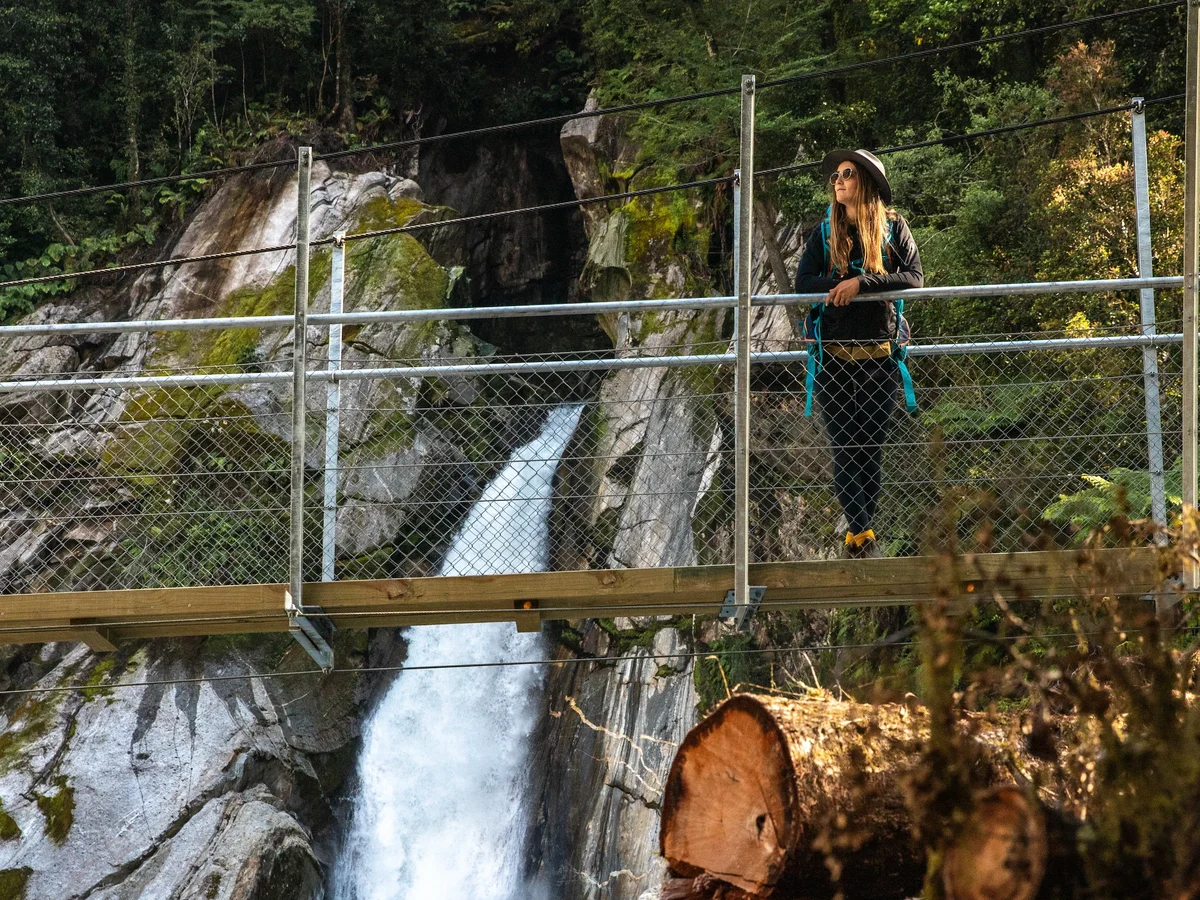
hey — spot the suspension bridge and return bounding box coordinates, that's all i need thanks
[0,6,1197,674]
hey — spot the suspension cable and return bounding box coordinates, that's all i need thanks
[7,625,1193,699]
[756,96,1186,179]
[0,178,729,292]
[0,1,1181,210]
[0,92,1183,292]
[0,243,296,291]
[756,0,1185,92]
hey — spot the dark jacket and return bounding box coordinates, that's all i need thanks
[794,213,924,343]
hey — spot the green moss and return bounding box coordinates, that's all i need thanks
[620,188,711,296]
[0,868,32,900]
[203,631,294,661]
[80,657,117,702]
[597,616,683,654]
[347,411,417,461]
[158,253,330,370]
[694,633,772,714]
[204,871,222,899]
[0,799,21,841]
[121,387,225,422]
[0,694,62,776]
[100,386,227,474]
[35,776,74,844]
[345,232,447,312]
[354,196,426,233]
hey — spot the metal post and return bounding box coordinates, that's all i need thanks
[732,75,755,626]
[1131,99,1168,539]
[323,233,346,582]
[290,146,311,608]
[1184,1,1200,590]
[286,146,333,671]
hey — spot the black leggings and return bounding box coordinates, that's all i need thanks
[815,355,898,535]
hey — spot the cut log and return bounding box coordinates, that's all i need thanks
[660,693,1045,899]
[660,694,930,898]
[943,787,1047,900]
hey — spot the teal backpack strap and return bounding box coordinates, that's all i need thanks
[805,212,833,417]
[895,353,917,414]
[891,295,917,413]
[804,308,823,417]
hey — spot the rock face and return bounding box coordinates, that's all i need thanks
[0,99,794,898]
[0,158,513,595]
[0,630,405,900]
[528,101,754,900]
[0,148,525,896]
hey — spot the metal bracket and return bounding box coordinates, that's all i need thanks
[720,585,766,630]
[285,590,335,673]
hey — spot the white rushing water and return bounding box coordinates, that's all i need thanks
[333,404,584,900]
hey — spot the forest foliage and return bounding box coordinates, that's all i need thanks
[0,0,1187,314]
[0,1,1191,537]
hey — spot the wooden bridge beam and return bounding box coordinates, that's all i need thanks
[0,548,1174,649]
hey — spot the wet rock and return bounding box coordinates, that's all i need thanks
[534,625,697,900]
[0,631,398,900]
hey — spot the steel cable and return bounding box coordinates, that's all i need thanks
[3,624,1194,699]
[0,1,1181,209]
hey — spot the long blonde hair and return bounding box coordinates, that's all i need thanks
[828,167,890,275]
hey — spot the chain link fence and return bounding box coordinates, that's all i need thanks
[0,300,1182,594]
[748,322,1182,562]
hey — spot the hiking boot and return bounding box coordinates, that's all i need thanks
[845,529,879,559]
[843,530,861,559]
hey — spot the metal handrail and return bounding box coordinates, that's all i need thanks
[0,332,1183,393]
[0,276,1184,338]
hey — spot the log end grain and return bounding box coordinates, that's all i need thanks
[661,695,799,895]
[943,786,1047,900]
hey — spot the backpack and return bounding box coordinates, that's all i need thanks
[802,207,917,417]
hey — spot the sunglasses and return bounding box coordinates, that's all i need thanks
[829,166,857,185]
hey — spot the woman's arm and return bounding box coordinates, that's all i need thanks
[857,215,924,291]
[794,225,840,293]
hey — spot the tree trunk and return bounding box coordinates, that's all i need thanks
[943,787,1046,900]
[753,197,799,335]
[943,786,1084,900]
[332,0,355,131]
[122,0,140,217]
[659,694,1053,900]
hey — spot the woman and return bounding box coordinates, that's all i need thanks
[795,149,923,559]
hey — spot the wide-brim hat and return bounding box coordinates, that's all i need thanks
[822,148,892,204]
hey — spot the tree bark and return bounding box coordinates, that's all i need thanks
[753,197,799,334]
[331,0,355,131]
[659,694,1052,900]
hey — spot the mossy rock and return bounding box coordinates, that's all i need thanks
[79,657,118,702]
[597,616,684,654]
[345,233,448,315]
[620,187,713,298]
[694,632,771,714]
[157,254,330,370]
[101,386,226,475]
[202,630,294,662]
[0,799,20,841]
[34,776,73,844]
[0,693,63,776]
[0,868,32,900]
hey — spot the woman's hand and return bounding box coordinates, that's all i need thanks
[826,277,861,307]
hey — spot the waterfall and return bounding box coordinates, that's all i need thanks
[333,404,584,900]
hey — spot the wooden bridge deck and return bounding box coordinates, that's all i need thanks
[0,547,1174,651]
